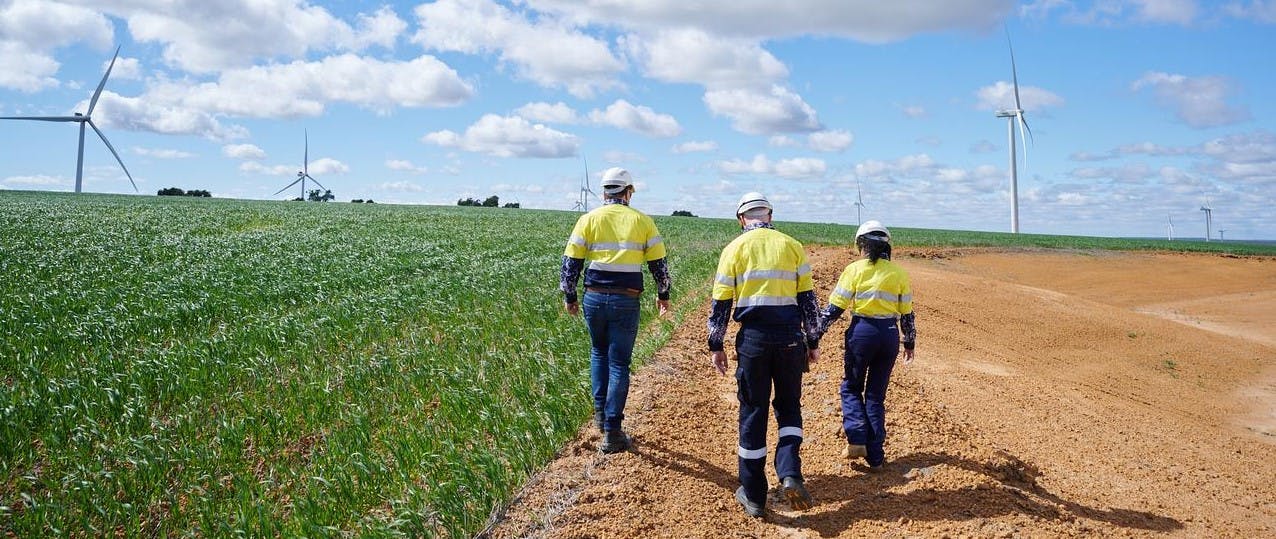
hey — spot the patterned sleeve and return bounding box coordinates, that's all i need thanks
[560,255,585,303]
[647,258,672,300]
[798,290,821,349]
[816,303,846,342]
[707,298,733,352]
[900,312,916,350]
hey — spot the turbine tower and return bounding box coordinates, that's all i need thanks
[853,179,866,225]
[1200,199,1213,242]
[1167,214,1174,241]
[573,156,596,212]
[0,46,136,193]
[271,130,327,200]
[995,32,1032,234]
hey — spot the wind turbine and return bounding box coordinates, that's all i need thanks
[853,179,866,225]
[573,156,596,212]
[994,31,1032,234]
[271,130,327,200]
[1200,198,1213,242]
[0,46,136,193]
[1166,214,1175,241]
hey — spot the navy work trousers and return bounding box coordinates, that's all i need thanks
[734,325,807,505]
[583,290,641,433]
[841,316,899,466]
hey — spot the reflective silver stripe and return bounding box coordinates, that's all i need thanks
[852,312,898,319]
[646,236,664,248]
[778,426,803,439]
[899,293,912,303]
[569,235,586,247]
[715,273,735,286]
[797,263,811,276]
[740,269,797,281]
[831,286,854,301]
[588,261,643,272]
[588,241,645,251]
[736,296,798,307]
[738,446,767,459]
[856,290,901,302]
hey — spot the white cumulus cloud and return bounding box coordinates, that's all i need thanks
[223,144,267,160]
[975,81,1065,113]
[672,140,719,153]
[412,0,624,97]
[133,147,195,159]
[718,154,827,179]
[621,27,788,88]
[1132,71,1249,128]
[423,114,581,158]
[515,101,581,124]
[588,99,682,138]
[386,159,428,174]
[704,85,822,135]
[808,129,854,152]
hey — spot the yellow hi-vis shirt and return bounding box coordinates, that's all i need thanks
[712,227,813,327]
[564,203,666,291]
[827,258,913,319]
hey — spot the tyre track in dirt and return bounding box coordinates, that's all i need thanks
[487,248,1275,538]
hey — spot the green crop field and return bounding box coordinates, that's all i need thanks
[1,190,1271,537]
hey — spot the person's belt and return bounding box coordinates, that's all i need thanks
[586,286,641,297]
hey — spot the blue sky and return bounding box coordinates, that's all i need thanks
[1,0,1273,240]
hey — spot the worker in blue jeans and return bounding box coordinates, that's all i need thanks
[561,167,671,454]
[817,220,916,470]
[708,192,821,517]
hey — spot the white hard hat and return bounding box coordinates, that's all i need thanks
[736,192,772,215]
[600,167,633,195]
[855,220,891,242]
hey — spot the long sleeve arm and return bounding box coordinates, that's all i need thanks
[816,303,846,343]
[707,299,733,352]
[797,290,821,349]
[900,312,916,350]
[647,258,671,301]
[560,256,585,303]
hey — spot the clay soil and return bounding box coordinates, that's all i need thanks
[487,248,1276,538]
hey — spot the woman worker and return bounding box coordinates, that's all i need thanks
[817,220,915,470]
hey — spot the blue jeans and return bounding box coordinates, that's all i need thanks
[735,326,806,504]
[841,317,899,467]
[583,291,641,432]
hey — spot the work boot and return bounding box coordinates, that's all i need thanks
[593,411,605,433]
[842,442,867,459]
[599,430,630,454]
[780,476,813,510]
[734,486,765,518]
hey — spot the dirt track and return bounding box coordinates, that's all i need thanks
[488,248,1276,538]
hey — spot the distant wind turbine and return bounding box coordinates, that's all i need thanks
[573,156,596,212]
[853,179,866,225]
[1167,214,1175,241]
[271,130,327,200]
[1200,198,1213,242]
[0,46,136,193]
[994,31,1033,234]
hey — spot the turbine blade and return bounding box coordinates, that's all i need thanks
[88,46,121,117]
[305,174,326,191]
[88,120,137,192]
[0,116,82,122]
[1017,112,1031,168]
[272,177,304,196]
[1006,30,1024,112]
[304,130,309,175]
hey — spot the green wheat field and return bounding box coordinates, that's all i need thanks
[2,190,1270,537]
